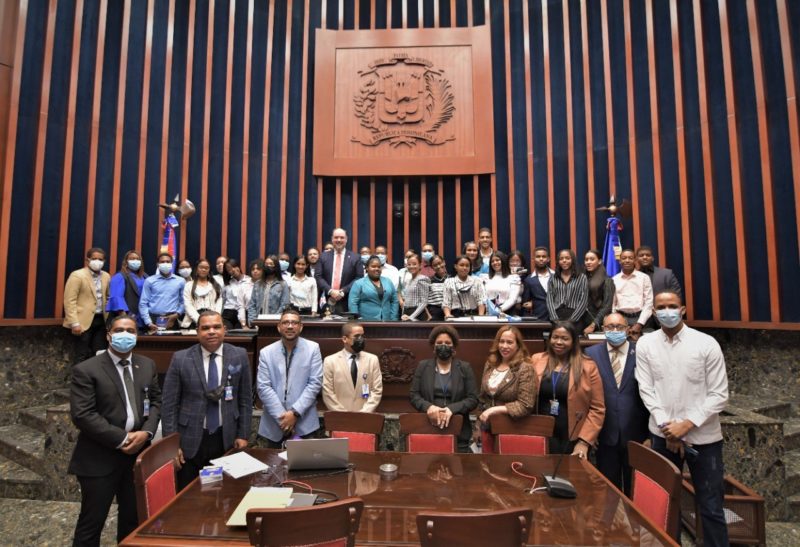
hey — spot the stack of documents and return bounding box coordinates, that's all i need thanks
[210,452,268,479]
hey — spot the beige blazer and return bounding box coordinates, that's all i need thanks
[62,267,110,330]
[322,349,383,412]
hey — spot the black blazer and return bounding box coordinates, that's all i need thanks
[584,342,648,447]
[409,358,478,444]
[649,266,683,299]
[522,276,548,319]
[315,249,364,297]
[68,351,162,477]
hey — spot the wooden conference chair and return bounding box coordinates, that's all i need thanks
[490,414,555,456]
[246,497,365,547]
[627,440,682,541]
[133,432,181,524]
[399,413,464,454]
[416,507,533,547]
[324,411,385,453]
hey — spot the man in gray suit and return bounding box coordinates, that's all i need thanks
[257,307,323,447]
[162,310,252,489]
[636,246,682,298]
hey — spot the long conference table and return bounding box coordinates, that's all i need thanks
[121,450,676,546]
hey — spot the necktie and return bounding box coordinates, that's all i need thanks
[332,252,343,291]
[207,353,220,433]
[120,360,139,424]
[350,354,358,388]
[610,348,623,388]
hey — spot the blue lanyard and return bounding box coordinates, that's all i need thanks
[437,369,451,404]
[551,367,567,396]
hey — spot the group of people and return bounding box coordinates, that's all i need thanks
[62,227,682,364]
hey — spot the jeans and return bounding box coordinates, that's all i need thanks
[651,436,729,547]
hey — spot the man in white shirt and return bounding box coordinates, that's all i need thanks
[635,290,729,546]
[374,245,400,289]
[322,322,382,412]
[612,249,653,340]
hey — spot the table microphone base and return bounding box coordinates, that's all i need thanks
[543,475,577,499]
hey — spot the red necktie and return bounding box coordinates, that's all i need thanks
[332,252,343,291]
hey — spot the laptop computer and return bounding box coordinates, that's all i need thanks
[286,438,349,471]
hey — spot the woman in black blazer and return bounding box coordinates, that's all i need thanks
[410,325,479,452]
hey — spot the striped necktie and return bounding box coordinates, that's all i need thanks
[610,348,623,388]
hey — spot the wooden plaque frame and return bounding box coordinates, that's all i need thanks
[312,27,495,177]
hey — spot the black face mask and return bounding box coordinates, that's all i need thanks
[435,344,454,361]
[351,337,366,354]
[264,266,278,276]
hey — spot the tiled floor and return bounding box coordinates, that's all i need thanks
[0,496,797,546]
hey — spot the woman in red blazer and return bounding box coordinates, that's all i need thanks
[531,321,605,457]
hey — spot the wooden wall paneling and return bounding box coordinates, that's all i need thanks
[134,0,156,258]
[472,175,478,244]
[580,0,596,247]
[644,0,665,262]
[199,0,216,257]
[108,0,133,272]
[692,0,720,319]
[278,0,294,253]
[157,0,175,258]
[54,0,85,317]
[600,0,616,197]
[622,0,641,249]
[82,0,108,254]
[542,0,555,257]
[502,0,517,251]
[486,0,496,245]
[221,0,237,255]
[562,0,575,251]
[240,0,254,263]
[403,177,409,252]
[316,177,323,247]
[669,0,694,317]
[25,0,58,317]
[386,179,393,257]
[717,0,750,321]
[371,0,376,29]
[260,0,276,257]
[295,0,310,255]
[335,177,341,229]
[747,0,780,322]
[522,0,536,253]
[179,0,196,261]
[777,0,800,259]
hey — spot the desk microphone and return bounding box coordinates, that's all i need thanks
[543,411,585,499]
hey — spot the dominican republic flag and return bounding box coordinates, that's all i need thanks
[160,213,179,268]
[602,216,622,277]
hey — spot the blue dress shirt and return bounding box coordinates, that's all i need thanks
[139,274,186,325]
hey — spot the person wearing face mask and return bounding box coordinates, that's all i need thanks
[177,260,193,280]
[106,249,147,330]
[636,290,729,546]
[139,252,186,333]
[247,255,290,325]
[410,326,478,452]
[359,246,372,269]
[68,314,161,545]
[64,247,111,363]
[374,244,400,288]
[584,313,648,496]
[322,322,383,412]
[278,252,292,282]
[420,243,436,278]
[477,326,537,453]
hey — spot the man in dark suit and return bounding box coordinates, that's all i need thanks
[584,312,649,495]
[69,314,162,546]
[162,310,253,489]
[635,245,682,298]
[315,228,364,314]
[521,246,553,319]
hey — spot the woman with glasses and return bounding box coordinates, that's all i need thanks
[442,255,486,319]
[532,321,605,456]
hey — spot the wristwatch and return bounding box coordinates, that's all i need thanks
[291,409,301,419]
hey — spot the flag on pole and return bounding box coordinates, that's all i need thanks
[160,213,179,269]
[602,216,623,277]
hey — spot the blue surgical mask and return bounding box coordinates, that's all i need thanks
[656,309,683,329]
[127,259,141,271]
[377,254,387,265]
[360,254,370,264]
[422,251,434,262]
[110,332,137,353]
[158,262,173,275]
[605,330,628,347]
[178,268,192,279]
[279,260,289,272]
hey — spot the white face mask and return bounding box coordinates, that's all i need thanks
[158,262,173,275]
[88,259,104,272]
[178,268,192,279]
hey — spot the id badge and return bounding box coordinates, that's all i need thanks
[361,383,370,399]
[224,385,234,401]
[143,394,150,417]
[549,399,559,416]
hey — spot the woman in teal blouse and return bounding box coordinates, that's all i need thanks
[348,255,399,320]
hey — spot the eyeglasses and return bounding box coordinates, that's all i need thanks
[603,325,628,332]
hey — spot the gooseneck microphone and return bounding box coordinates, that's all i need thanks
[543,411,585,499]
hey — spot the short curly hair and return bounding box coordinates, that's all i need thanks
[428,325,460,347]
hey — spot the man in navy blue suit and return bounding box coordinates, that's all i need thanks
[585,312,649,495]
[315,228,364,314]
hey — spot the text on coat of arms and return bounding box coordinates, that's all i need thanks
[352,53,455,148]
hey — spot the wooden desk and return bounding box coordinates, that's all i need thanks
[122,450,675,546]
